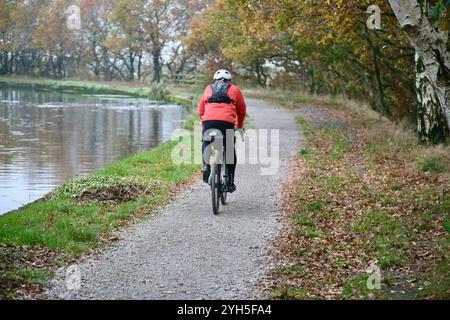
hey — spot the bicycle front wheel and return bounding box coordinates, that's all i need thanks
[211,163,221,215]
[221,164,228,205]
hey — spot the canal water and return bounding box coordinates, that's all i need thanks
[0,85,188,215]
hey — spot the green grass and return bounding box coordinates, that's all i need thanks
[296,116,312,134]
[418,241,450,300]
[272,286,320,300]
[320,127,352,161]
[444,214,450,233]
[1,267,54,296]
[274,264,304,277]
[418,157,446,173]
[294,213,316,227]
[0,200,105,255]
[318,176,347,193]
[298,115,352,162]
[19,268,54,286]
[332,140,352,160]
[352,210,408,268]
[298,149,315,160]
[307,201,324,213]
[342,274,387,300]
[303,226,324,239]
[296,223,324,240]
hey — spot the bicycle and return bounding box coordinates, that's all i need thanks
[205,127,249,214]
[204,129,229,215]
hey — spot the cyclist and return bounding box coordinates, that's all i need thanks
[198,69,247,193]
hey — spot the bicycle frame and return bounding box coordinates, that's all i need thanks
[205,130,230,215]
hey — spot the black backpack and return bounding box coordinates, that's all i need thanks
[207,82,236,105]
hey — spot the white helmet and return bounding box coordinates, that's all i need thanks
[213,69,232,81]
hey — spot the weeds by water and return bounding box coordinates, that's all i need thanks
[0,89,201,299]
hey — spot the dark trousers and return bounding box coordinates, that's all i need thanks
[202,120,237,179]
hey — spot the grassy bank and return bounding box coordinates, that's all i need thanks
[0,76,197,102]
[0,82,202,299]
[0,76,148,97]
[248,90,450,300]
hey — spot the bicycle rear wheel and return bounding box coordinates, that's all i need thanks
[221,164,228,205]
[211,163,221,215]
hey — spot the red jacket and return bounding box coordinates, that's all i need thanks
[198,84,247,128]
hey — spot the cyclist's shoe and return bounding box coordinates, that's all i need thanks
[227,182,237,193]
[202,165,211,183]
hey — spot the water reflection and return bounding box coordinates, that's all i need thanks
[0,86,187,215]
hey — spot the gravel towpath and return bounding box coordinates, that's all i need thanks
[47,98,300,299]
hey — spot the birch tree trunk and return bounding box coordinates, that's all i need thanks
[388,0,450,143]
[416,53,448,143]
